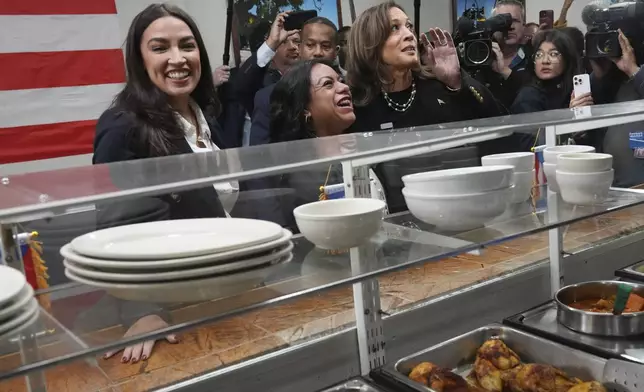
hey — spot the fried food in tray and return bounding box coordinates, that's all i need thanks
[408,338,607,392]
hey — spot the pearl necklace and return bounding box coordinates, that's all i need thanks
[382,81,417,113]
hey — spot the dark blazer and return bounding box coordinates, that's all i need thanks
[249,83,275,146]
[232,51,281,115]
[93,108,227,222]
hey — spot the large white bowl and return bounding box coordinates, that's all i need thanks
[543,145,595,164]
[294,198,386,249]
[402,187,511,231]
[482,152,534,172]
[510,170,535,203]
[557,153,613,173]
[543,162,560,192]
[401,165,514,195]
[556,169,614,205]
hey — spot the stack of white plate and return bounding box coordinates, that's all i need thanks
[0,265,39,339]
[62,219,293,303]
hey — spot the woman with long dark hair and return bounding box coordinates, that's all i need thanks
[346,1,504,133]
[92,3,235,364]
[94,3,238,216]
[258,59,367,230]
[512,29,591,113]
[270,59,354,143]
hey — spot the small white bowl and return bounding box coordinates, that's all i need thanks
[482,152,534,172]
[556,153,613,173]
[543,145,595,164]
[402,165,514,195]
[543,162,560,192]
[510,170,535,203]
[294,198,386,249]
[556,169,614,205]
[402,186,511,231]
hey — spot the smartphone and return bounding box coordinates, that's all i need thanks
[284,10,318,31]
[573,74,592,96]
[539,10,554,30]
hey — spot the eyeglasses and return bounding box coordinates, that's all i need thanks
[534,50,563,63]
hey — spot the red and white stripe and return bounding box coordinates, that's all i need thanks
[0,0,125,169]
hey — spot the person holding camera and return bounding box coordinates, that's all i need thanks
[483,0,533,109]
[592,29,644,187]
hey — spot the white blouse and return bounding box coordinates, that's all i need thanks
[175,100,239,214]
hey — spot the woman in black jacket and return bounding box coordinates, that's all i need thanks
[512,29,592,114]
[346,1,505,133]
[92,3,232,364]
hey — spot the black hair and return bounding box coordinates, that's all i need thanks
[339,26,352,34]
[532,29,580,98]
[112,3,219,157]
[559,26,585,58]
[269,59,341,143]
[303,16,338,44]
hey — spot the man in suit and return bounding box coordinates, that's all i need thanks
[249,17,338,146]
[232,13,301,117]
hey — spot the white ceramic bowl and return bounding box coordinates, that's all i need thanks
[543,162,560,192]
[402,187,511,231]
[482,152,534,172]
[510,170,535,203]
[293,198,386,249]
[401,165,514,195]
[543,145,595,164]
[556,169,614,205]
[556,153,613,173]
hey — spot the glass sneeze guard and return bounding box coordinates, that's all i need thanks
[2,185,644,381]
[2,100,644,222]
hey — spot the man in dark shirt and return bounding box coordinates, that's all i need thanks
[476,0,532,110]
[250,17,338,146]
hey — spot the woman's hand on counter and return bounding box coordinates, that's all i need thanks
[103,314,179,363]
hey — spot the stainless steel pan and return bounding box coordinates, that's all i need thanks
[381,324,616,392]
[555,280,644,337]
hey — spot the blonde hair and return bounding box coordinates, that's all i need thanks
[346,1,432,107]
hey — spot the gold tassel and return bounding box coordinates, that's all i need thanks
[29,237,51,311]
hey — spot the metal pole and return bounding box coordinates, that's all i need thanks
[414,0,421,38]
[222,0,234,66]
[342,161,386,375]
[545,125,564,296]
[348,0,357,23]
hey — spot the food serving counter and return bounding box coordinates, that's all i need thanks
[2,102,644,391]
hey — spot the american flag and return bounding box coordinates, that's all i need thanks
[0,0,125,166]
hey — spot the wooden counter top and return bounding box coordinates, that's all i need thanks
[3,204,644,392]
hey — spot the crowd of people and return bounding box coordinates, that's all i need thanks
[90,0,644,362]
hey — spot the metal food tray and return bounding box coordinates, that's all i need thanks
[616,259,644,282]
[378,323,638,392]
[319,378,389,392]
[505,300,644,364]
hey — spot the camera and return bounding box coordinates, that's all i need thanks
[583,0,644,58]
[455,13,513,67]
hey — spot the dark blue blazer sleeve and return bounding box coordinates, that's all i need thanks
[249,85,273,146]
[93,109,139,164]
[231,52,269,115]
